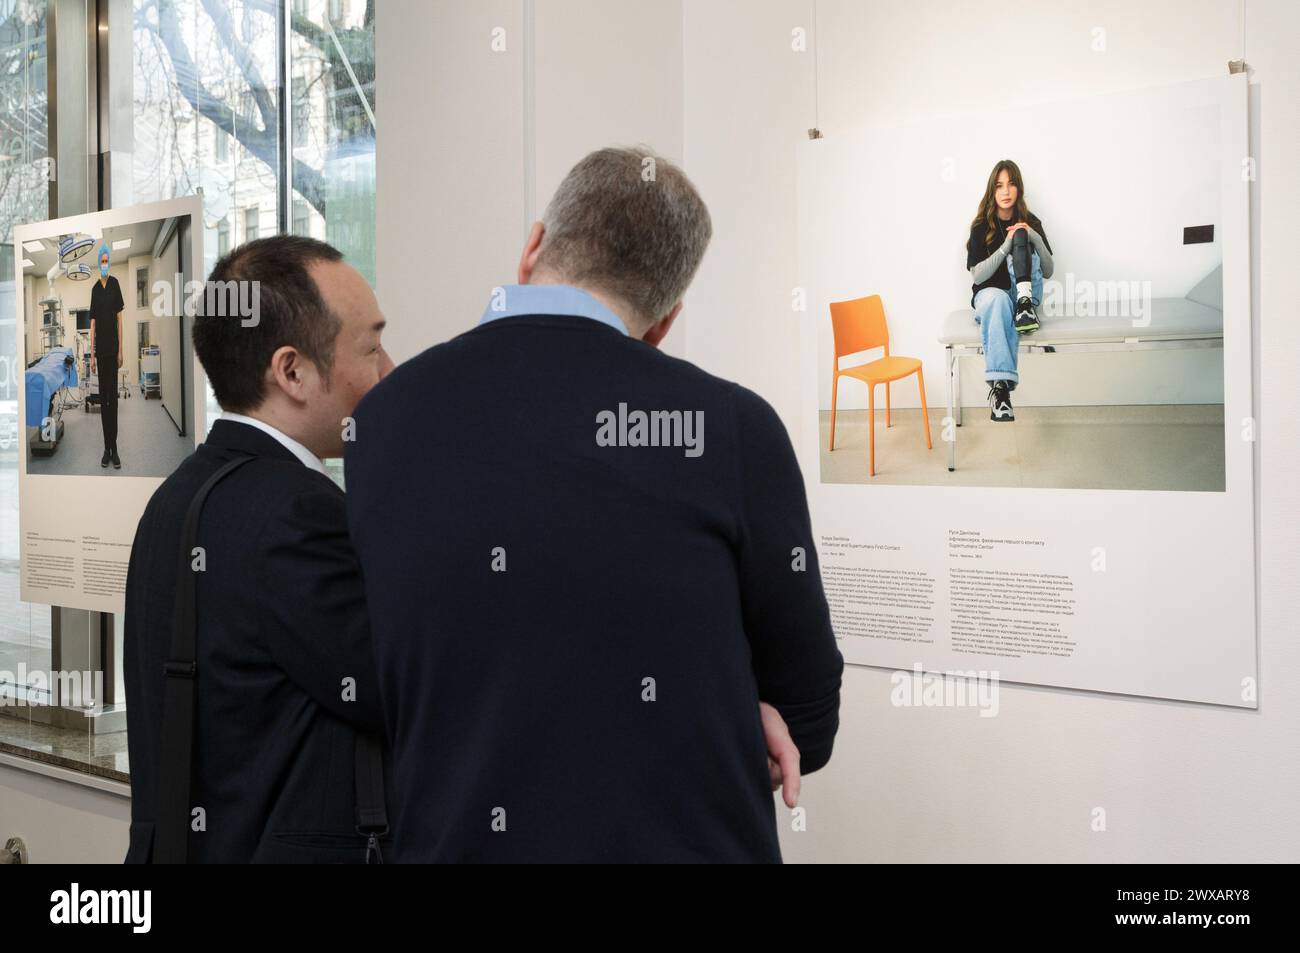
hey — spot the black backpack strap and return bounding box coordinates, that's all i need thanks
[153,454,255,864]
[354,733,389,864]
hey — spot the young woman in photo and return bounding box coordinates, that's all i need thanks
[966,159,1054,422]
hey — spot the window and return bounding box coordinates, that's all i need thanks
[136,266,149,308]
[244,205,260,243]
[217,216,230,257]
[0,0,52,707]
[292,71,310,142]
[292,199,311,237]
[292,0,376,284]
[133,0,282,279]
[133,0,375,283]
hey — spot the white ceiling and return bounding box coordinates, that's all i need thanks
[21,218,167,277]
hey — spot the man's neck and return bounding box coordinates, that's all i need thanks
[528,275,641,337]
[230,407,322,458]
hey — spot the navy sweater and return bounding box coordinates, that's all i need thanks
[345,314,843,862]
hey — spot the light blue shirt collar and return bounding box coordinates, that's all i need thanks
[479,283,628,336]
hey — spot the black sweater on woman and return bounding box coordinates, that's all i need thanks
[966,212,1053,305]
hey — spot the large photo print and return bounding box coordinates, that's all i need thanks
[808,80,1228,491]
[14,196,206,613]
[22,214,198,476]
[796,76,1255,707]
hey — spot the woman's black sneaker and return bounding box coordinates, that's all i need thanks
[1013,296,1039,333]
[111,449,121,469]
[101,450,111,468]
[988,381,1014,422]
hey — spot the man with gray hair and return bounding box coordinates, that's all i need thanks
[345,147,843,862]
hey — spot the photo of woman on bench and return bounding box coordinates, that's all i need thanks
[811,78,1233,492]
[966,159,1054,423]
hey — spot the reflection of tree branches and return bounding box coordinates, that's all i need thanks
[0,8,48,245]
[296,68,331,157]
[198,0,275,133]
[289,9,326,50]
[139,0,375,222]
[133,6,199,199]
[153,0,325,212]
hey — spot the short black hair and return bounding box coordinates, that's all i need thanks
[192,234,344,413]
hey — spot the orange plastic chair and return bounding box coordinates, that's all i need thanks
[828,295,932,476]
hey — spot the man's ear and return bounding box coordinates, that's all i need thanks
[518,221,546,285]
[639,302,682,349]
[267,345,310,403]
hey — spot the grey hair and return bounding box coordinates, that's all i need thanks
[535,147,712,329]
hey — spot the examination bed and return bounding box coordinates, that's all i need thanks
[25,346,79,455]
[938,295,1224,472]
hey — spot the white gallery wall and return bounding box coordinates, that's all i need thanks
[370,0,1300,863]
[533,2,684,218]
[376,0,526,364]
[376,0,685,364]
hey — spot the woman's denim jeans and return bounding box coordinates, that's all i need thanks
[972,249,1043,386]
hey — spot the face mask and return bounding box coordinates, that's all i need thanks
[100,261,109,277]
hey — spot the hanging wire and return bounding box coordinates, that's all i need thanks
[1229,0,1246,73]
[809,0,823,139]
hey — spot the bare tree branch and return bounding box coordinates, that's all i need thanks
[154,0,325,212]
[198,0,275,133]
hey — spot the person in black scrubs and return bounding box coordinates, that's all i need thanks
[89,244,124,469]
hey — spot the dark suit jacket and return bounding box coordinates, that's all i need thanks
[345,313,844,863]
[124,419,388,863]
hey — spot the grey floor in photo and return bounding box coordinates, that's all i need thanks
[819,404,1226,491]
[26,390,193,478]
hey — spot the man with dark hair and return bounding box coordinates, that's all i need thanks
[123,235,394,862]
[346,148,843,862]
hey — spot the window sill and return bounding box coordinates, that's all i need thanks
[0,713,129,794]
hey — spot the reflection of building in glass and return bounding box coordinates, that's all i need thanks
[323,134,376,286]
[131,0,376,284]
[0,0,51,664]
[0,2,50,408]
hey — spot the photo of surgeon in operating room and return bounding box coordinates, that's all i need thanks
[21,214,197,478]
